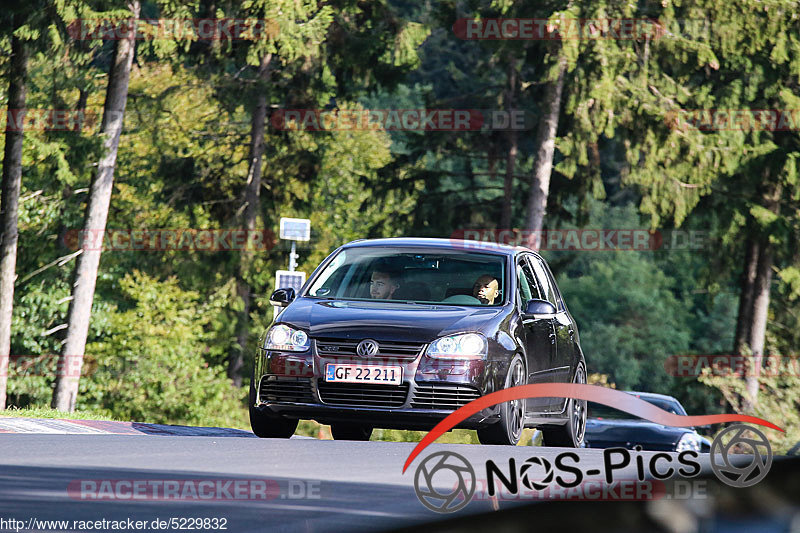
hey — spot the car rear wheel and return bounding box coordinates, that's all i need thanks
[477,355,525,446]
[542,361,587,448]
[249,380,299,438]
[330,423,373,441]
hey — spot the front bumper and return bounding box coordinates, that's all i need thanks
[253,345,505,430]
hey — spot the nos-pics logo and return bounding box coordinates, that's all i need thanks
[405,385,780,513]
[413,424,772,513]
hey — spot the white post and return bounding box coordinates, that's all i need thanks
[289,241,297,272]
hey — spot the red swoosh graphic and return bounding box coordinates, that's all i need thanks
[402,384,782,473]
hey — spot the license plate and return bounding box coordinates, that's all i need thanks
[325,364,402,385]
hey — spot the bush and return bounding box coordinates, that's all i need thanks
[78,271,247,428]
[699,355,799,454]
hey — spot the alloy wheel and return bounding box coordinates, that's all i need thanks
[506,358,526,442]
[572,364,587,445]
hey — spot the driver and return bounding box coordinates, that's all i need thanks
[369,264,401,299]
[473,274,499,305]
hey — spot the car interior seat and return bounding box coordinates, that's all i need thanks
[394,281,432,301]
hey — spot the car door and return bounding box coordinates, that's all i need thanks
[529,255,575,412]
[516,256,557,413]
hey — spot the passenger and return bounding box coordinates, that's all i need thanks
[369,265,401,299]
[473,274,499,305]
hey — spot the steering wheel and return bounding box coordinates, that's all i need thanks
[442,294,481,304]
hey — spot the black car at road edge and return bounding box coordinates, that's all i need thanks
[250,237,587,446]
[584,391,712,453]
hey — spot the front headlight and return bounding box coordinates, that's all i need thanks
[676,433,701,453]
[264,324,310,352]
[426,333,487,359]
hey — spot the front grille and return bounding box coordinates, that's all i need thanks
[411,382,481,410]
[586,441,676,452]
[259,377,314,404]
[315,338,425,359]
[317,381,409,408]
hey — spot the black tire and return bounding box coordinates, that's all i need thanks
[541,361,587,448]
[477,355,526,445]
[330,423,373,441]
[249,380,298,438]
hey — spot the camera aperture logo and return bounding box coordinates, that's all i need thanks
[413,451,475,513]
[710,425,772,488]
[519,456,553,491]
[405,384,780,513]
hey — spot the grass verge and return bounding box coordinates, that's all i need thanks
[0,406,118,420]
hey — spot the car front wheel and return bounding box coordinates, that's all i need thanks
[541,361,587,448]
[477,355,525,446]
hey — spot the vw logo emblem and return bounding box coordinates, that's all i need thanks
[356,339,379,357]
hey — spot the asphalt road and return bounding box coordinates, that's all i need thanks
[0,433,729,533]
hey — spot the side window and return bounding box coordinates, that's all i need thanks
[541,259,566,311]
[516,260,539,305]
[529,256,558,308]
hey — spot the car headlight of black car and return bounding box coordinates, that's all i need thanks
[264,324,310,352]
[675,432,702,453]
[426,333,487,359]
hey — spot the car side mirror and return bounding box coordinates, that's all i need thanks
[524,298,556,318]
[270,288,296,307]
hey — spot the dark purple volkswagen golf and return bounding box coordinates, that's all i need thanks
[250,238,587,446]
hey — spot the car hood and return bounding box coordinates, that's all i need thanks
[585,418,693,446]
[275,297,503,342]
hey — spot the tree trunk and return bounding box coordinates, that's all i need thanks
[230,53,272,386]
[52,0,140,411]
[740,183,781,413]
[487,144,498,221]
[501,58,518,231]
[0,19,29,410]
[742,240,773,412]
[502,134,517,231]
[524,55,567,250]
[734,236,758,354]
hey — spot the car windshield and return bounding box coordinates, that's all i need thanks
[305,247,507,306]
[588,395,687,420]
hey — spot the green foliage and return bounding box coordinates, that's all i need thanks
[550,199,731,416]
[554,203,691,391]
[700,356,800,454]
[78,271,247,428]
[2,0,798,437]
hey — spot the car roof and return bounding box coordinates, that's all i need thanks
[624,391,682,404]
[340,237,538,258]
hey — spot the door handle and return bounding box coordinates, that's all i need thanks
[549,332,556,344]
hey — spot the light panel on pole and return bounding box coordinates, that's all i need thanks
[279,218,311,241]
